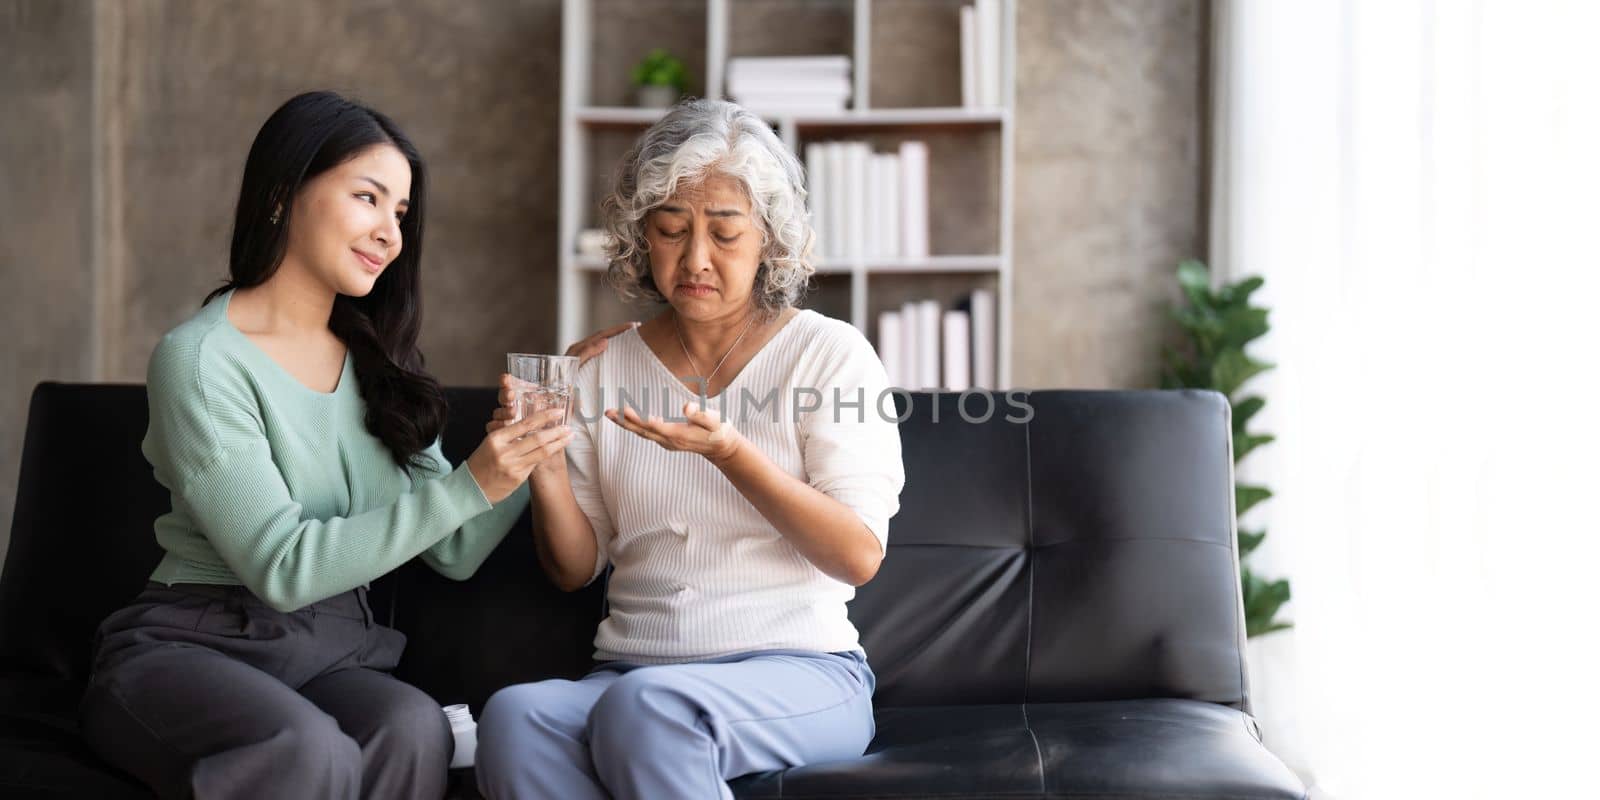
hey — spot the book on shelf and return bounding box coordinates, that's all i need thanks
[942,310,972,393]
[728,56,852,114]
[727,56,850,80]
[729,78,852,97]
[877,310,904,388]
[962,0,1003,109]
[845,143,868,263]
[899,300,920,389]
[737,100,851,116]
[864,155,884,259]
[804,143,827,259]
[575,228,609,257]
[968,288,996,389]
[824,142,848,260]
[804,139,929,263]
[916,300,941,391]
[961,5,978,109]
[881,155,901,263]
[876,290,997,391]
[898,142,930,259]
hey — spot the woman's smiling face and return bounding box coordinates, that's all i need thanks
[282,143,411,298]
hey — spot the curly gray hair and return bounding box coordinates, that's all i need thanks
[601,99,815,313]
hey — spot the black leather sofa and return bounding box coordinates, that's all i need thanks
[0,382,1306,799]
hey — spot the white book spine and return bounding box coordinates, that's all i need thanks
[727,55,852,77]
[805,143,826,260]
[729,77,854,97]
[900,301,920,390]
[970,288,996,388]
[899,141,930,259]
[918,299,942,389]
[976,0,1000,108]
[878,311,903,388]
[736,100,850,115]
[864,154,883,259]
[846,143,869,261]
[942,310,972,393]
[961,5,978,110]
[884,155,902,259]
[875,154,896,260]
[825,142,848,263]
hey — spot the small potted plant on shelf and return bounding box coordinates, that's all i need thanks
[632,48,690,108]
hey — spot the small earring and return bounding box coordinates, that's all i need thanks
[270,206,282,225]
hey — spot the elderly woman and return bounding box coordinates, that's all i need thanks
[474,99,905,798]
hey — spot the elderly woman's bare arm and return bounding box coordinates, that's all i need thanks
[713,435,883,586]
[528,463,601,592]
[489,363,619,593]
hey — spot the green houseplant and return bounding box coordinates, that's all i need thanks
[632,48,690,108]
[1161,260,1292,637]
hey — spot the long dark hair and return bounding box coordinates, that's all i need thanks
[207,90,445,473]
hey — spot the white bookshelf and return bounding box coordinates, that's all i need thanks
[577,253,1002,274]
[558,0,1016,388]
[578,106,1008,128]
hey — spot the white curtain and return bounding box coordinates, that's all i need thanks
[1211,1,1600,797]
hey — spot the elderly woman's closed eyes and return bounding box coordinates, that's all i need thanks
[474,99,906,800]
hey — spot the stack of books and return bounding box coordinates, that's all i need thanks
[876,289,997,392]
[727,56,852,115]
[804,140,929,262]
[960,0,1004,109]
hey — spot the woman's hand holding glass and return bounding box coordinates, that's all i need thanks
[487,374,574,480]
[486,322,637,478]
[466,406,572,503]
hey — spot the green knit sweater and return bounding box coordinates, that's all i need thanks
[143,290,528,611]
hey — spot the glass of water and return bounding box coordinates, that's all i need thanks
[505,353,578,429]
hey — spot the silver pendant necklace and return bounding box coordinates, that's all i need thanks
[673,309,758,393]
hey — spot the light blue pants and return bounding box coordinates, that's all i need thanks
[475,649,876,800]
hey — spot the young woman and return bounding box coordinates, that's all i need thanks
[77,91,616,800]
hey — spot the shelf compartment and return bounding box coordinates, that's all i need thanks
[577,106,1006,130]
[578,254,1002,275]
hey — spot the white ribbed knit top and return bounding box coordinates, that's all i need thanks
[565,310,905,664]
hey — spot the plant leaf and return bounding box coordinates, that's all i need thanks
[1236,484,1272,516]
[1247,619,1295,638]
[1238,528,1266,557]
[1176,260,1214,311]
[1161,346,1204,389]
[1234,432,1276,463]
[1171,306,1224,355]
[1231,395,1265,433]
[1211,349,1273,397]
[1220,275,1265,305]
[1242,571,1293,637]
[1218,306,1270,350]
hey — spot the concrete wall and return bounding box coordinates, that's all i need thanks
[1013,0,1209,389]
[99,0,566,383]
[1,0,97,566]
[0,0,1208,558]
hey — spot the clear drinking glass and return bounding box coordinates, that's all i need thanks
[505,353,578,429]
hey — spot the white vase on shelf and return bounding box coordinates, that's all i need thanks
[636,85,679,109]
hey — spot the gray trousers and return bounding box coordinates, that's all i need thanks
[79,582,451,800]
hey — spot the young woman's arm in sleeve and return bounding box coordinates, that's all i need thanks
[145,352,496,612]
[415,439,531,580]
